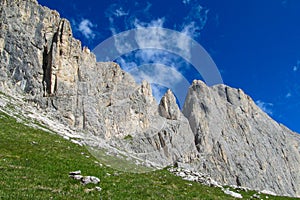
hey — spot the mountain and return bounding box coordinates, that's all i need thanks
[183,80,300,197]
[0,0,197,171]
[0,0,300,197]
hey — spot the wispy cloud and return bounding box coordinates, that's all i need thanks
[182,0,191,5]
[106,4,128,18]
[127,62,190,104]
[113,18,196,105]
[181,1,209,38]
[293,66,298,72]
[78,19,95,39]
[281,0,288,7]
[103,1,209,104]
[292,60,300,72]
[255,100,274,115]
[114,7,128,17]
[285,92,292,98]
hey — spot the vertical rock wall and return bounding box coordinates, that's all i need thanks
[0,0,198,168]
[183,80,300,197]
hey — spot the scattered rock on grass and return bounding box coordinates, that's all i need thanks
[81,176,100,185]
[222,188,243,199]
[69,170,100,185]
[69,170,81,176]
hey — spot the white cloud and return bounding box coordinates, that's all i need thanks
[105,4,128,18]
[78,19,95,39]
[293,60,300,71]
[102,1,210,104]
[181,21,201,38]
[113,7,128,17]
[285,92,292,98]
[182,0,191,5]
[255,100,274,115]
[128,63,190,106]
[134,19,167,50]
[142,2,152,13]
[181,4,209,38]
[293,65,298,72]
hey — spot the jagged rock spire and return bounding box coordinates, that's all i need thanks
[159,89,180,120]
[183,80,300,197]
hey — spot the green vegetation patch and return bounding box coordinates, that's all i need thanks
[0,112,298,199]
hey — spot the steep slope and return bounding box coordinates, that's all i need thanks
[1,0,300,198]
[183,80,300,197]
[4,110,298,200]
[0,0,197,170]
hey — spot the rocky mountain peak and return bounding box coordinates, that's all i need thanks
[1,1,300,197]
[140,80,152,95]
[159,89,180,120]
[183,80,300,197]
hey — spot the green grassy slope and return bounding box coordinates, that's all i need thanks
[0,111,298,199]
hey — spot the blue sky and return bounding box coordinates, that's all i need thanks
[37,0,300,133]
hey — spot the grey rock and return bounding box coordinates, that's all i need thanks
[69,170,83,180]
[2,1,300,198]
[223,188,243,199]
[69,170,100,184]
[159,89,180,120]
[261,190,277,196]
[69,170,81,176]
[252,193,260,199]
[183,80,300,197]
[71,175,83,181]
[0,0,197,170]
[81,176,100,185]
[168,167,222,188]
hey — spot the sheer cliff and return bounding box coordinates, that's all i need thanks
[183,80,300,197]
[0,0,300,197]
[0,0,198,169]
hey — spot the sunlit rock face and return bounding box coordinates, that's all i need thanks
[0,0,198,169]
[183,80,300,197]
[1,0,300,197]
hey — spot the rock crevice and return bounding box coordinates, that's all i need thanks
[0,0,198,170]
[183,80,300,197]
[1,1,300,198]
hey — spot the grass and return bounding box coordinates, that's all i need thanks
[0,111,299,199]
[123,134,133,140]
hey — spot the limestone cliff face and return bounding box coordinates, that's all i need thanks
[1,0,300,197]
[0,0,197,168]
[0,0,87,99]
[159,89,181,120]
[183,80,300,197]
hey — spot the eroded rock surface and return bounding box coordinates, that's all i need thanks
[159,89,181,120]
[0,0,197,169]
[183,80,300,197]
[1,1,300,197]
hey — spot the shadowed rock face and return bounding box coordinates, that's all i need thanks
[1,0,300,197]
[183,80,300,197]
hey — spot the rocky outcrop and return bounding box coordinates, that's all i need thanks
[159,89,180,120]
[0,0,85,99]
[0,0,197,170]
[1,0,300,197]
[69,170,101,188]
[183,80,300,197]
